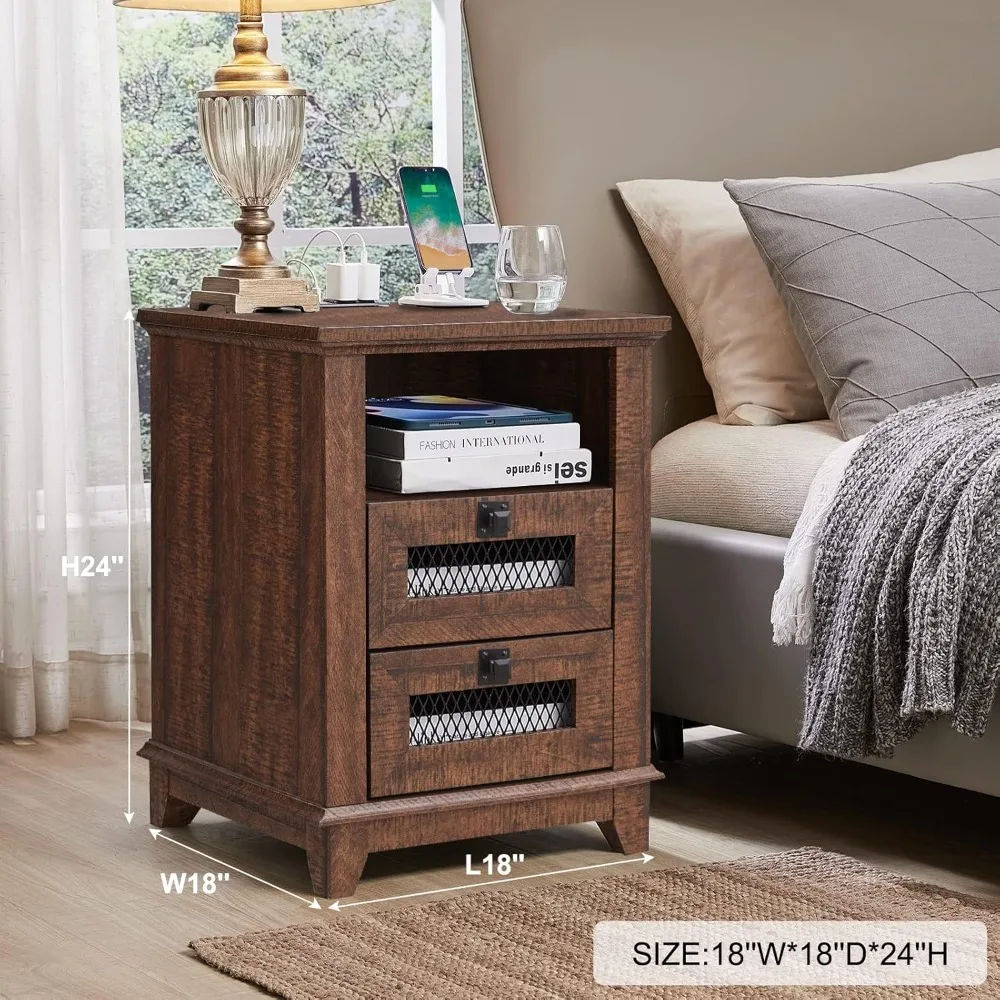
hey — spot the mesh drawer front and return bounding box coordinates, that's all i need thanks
[407,536,575,598]
[409,680,575,747]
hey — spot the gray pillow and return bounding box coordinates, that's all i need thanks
[724,178,1000,438]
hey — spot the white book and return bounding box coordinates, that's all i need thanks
[366,421,580,460]
[367,448,593,494]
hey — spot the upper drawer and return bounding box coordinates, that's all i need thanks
[367,487,613,649]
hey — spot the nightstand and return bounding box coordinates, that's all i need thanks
[138,302,669,899]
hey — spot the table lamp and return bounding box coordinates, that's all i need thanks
[114,0,393,313]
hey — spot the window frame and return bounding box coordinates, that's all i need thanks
[122,0,499,258]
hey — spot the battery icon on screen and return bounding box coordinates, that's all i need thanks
[421,184,438,194]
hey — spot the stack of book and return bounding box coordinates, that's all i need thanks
[365,396,592,494]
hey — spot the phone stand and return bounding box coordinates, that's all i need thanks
[398,267,490,308]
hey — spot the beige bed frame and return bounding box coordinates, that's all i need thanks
[465,0,1000,796]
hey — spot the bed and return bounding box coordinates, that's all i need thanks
[464,0,1000,796]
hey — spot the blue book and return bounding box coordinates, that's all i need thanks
[365,395,573,431]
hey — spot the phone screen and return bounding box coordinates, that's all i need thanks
[399,167,474,273]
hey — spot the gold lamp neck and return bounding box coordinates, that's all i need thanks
[200,1,304,98]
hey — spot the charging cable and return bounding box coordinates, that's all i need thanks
[342,233,381,303]
[289,228,382,303]
[286,256,324,301]
[288,229,345,302]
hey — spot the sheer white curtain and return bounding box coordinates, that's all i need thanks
[0,0,149,738]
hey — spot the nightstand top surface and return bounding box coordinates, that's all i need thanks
[138,302,671,353]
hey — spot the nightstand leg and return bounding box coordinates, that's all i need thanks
[598,784,650,855]
[149,765,200,827]
[306,825,369,901]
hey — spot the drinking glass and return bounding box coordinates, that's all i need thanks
[495,225,567,314]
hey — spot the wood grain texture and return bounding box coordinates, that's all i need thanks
[359,790,616,857]
[143,306,664,901]
[212,344,242,772]
[142,738,659,896]
[320,766,661,827]
[148,763,200,828]
[238,350,302,794]
[306,825,370,901]
[140,741,324,831]
[161,339,216,759]
[138,302,670,350]
[145,328,659,358]
[321,354,368,807]
[367,487,613,649]
[368,631,614,797]
[169,775,309,850]
[599,783,651,855]
[297,356,326,805]
[610,346,653,770]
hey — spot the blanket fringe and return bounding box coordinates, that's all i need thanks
[772,437,862,646]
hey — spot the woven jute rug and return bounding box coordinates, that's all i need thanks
[190,847,999,999]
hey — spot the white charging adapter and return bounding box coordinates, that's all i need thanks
[325,232,356,302]
[327,233,381,303]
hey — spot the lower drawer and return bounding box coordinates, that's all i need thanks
[368,631,613,798]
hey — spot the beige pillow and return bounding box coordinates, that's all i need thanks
[619,147,1000,426]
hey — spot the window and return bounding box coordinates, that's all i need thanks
[117,0,498,477]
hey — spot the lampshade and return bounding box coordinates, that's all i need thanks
[113,1,390,10]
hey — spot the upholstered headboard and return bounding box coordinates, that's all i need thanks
[463,0,1000,440]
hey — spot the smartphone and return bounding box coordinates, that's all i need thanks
[399,166,473,273]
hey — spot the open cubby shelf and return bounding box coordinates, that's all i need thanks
[365,347,612,485]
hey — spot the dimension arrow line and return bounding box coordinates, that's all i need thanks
[330,852,654,911]
[150,829,322,908]
[124,309,135,826]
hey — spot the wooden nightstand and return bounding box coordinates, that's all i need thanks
[138,302,669,899]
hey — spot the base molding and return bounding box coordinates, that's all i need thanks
[319,765,662,827]
[190,275,320,314]
[141,741,662,899]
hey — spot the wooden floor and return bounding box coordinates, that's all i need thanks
[2,721,999,999]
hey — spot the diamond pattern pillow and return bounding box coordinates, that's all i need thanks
[724,178,1000,438]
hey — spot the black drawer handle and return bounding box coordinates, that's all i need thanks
[477,501,511,539]
[478,648,512,686]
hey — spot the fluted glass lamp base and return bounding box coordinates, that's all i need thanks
[190,275,320,314]
[193,87,310,311]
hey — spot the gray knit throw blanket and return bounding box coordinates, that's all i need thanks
[801,383,1000,759]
